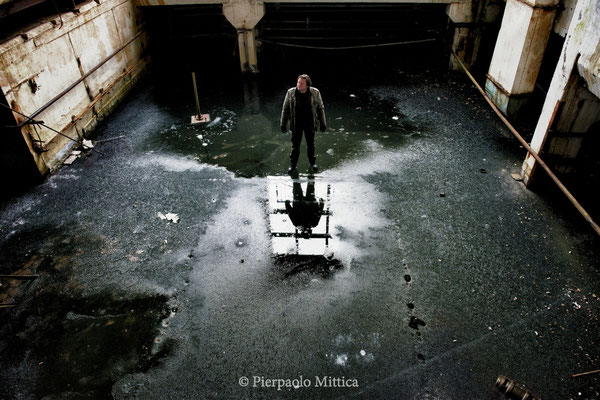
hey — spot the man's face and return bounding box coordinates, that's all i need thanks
[296,78,307,93]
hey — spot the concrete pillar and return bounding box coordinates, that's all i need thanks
[447,0,478,70]
[485,0,558,119]
[223,0,265,73]
[447,0,503,70]
[541,77,600,174]
[522,0,600,185]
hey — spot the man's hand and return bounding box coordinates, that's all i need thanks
[281,125,287,133]
[320,124,327,132]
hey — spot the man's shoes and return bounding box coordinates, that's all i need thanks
[311,164,318,172]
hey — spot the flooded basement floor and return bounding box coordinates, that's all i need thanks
[1,67,599,399]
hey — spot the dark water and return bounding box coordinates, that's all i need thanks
[144,41,439,178]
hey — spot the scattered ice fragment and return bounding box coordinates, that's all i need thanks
[326,149,334,155]
[158,212,179,223]
[360,350,366,356]
[165,213,180,223]
[202,142,208,147]
[82,139,94,149]
[335,354,348,366]
[197,134,203,140]
[392,116,399,120]
[207,116,222,127]
[349,94,356,97]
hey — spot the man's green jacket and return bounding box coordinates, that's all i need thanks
[280,87,327,132]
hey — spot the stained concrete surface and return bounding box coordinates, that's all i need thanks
[0,62,599,400]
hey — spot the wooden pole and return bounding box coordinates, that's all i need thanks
[192,72,202,118]
[190,72,210,124]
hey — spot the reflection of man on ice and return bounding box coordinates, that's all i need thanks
[285,181,324,238]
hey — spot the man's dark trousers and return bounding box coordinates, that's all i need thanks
[290,124,315,168]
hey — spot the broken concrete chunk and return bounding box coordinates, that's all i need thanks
[63,154,78,165]
[511,173,523,181]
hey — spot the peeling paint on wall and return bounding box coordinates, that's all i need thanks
[0,0,148,177]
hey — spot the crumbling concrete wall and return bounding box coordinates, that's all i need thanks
[522,0,600,183]
[0,0,148,177]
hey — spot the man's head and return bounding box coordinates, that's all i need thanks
[296,74,311,93]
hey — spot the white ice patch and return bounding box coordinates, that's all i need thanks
[334,334,353,346]
[206,116,222,127]
[51,174,80,180]
[334,354,348,366]
[188,180,270,290]
[135,154,228,174]
[157,212,180,223]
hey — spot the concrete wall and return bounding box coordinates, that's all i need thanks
[522,0,600,183]
[0,0,148,177]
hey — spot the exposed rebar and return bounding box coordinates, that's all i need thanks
[0,102,104,155]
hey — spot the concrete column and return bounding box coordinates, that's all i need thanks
[485,0,558,119]
[545,78,600,174]
[223,0,265,73]
[447,0,503,70]
[447,0,477,70]
[522,0,600,185]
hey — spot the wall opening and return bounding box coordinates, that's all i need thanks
[0,91,43,199]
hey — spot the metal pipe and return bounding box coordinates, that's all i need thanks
[0,102,104,155]
[260,37,437,50]
[572,369,600,378]
[17,30,143,127]
[450,50,600,237]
